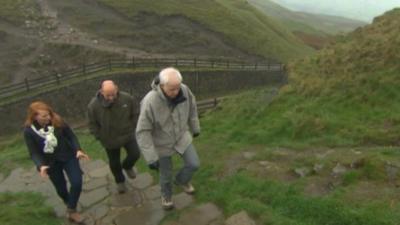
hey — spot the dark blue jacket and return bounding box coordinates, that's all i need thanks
[23,121,81,170]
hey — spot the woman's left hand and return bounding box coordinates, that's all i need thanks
[76,150,90,160]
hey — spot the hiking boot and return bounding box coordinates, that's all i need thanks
[117,182,127,194]
[181,183,195,195]
[124,168,136,179]
[67,209,84,224]
[161,196,174,210]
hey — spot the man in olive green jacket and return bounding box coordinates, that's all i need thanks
[136,67,200,210]
[87,80,140,193]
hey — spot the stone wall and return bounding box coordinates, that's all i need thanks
[0,70,285,136]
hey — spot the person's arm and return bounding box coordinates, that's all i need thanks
[187,87,201,136]
[87,102,100,139]
[23,129,46,171]
[135,100,159,164]
[63,123,82,151]
[63,123,90,160]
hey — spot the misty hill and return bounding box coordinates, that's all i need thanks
[270,0,400,22]
[248,0,365,35]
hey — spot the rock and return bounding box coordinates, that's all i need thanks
[129,172,153,189]
[88,166,110,178]
[243,152,256,160]
[332,163,347,177]
[81,159,107,172]
[316,149,335,159]
[173,193,194,210]
[225,210,256,225]
[109,189,143,207]
[80,187,109,208]
[313,164,324,173]
[114,199,165,225]
[258,161,271,167]
[144,185,161,200]
[84,177,108,191]
[86,204,109,220]
[178,203,222,225]
[294,167,311,177]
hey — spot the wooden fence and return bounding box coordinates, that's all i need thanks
[0,58,283,99]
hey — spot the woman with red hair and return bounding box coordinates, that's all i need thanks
[23,101,89,224]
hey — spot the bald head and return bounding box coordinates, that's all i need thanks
[100,80,118,102]
[159,67,182,99]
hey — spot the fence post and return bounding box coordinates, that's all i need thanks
[132,56,135,68]
[214,98,217,107]
[194,58,197,68]
[24,78,30,91]
[175,58,178,67]
[108,59,112,71]
[55,73,60,85]
[82,63,86,75]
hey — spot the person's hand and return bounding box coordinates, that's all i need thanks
[193,132,200,138]
[148,161,159,171]
[76,150,90,160]
[39,165,50,178]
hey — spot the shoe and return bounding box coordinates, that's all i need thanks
[181,183,195,195]
[67,209,84,224]
[117,182,127,194]
[161,196,174,210]
[124,168,136,179]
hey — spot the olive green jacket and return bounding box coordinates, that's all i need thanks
[87,91,137,149]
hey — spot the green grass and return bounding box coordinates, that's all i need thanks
[0,0,39,25]
[96,0,313,61]
[0,192,60,225]
[193,172,400,225]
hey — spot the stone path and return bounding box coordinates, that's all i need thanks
[0,159,256,225]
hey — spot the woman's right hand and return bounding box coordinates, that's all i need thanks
[39,165,50,178]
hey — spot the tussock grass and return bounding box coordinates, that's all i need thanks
[97,0,313,61]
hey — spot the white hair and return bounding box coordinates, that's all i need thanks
[159,67,182,85]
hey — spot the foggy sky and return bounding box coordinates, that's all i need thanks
[270,0,400,22]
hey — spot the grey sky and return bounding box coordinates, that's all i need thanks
[270,0,400,22]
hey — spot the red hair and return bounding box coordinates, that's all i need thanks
[24,101,64,128]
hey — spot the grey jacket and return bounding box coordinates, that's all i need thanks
[87,91,137,149]
[136,81,200,163]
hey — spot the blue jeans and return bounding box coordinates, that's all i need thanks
[105,138,141,183]
[159,144,200,198]
[48,157,82,210]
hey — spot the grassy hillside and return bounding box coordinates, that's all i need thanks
[222,8,400,147]
[249,0,365,35]
[92,0,313,61]
[0,0,39,25]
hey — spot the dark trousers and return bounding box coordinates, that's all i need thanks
[105,138,141,183]
[48,157,82,210]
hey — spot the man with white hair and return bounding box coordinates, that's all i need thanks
[87,80,140,194]
[136,67,200,210]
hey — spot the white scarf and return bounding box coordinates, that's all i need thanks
[31,125,58,154]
